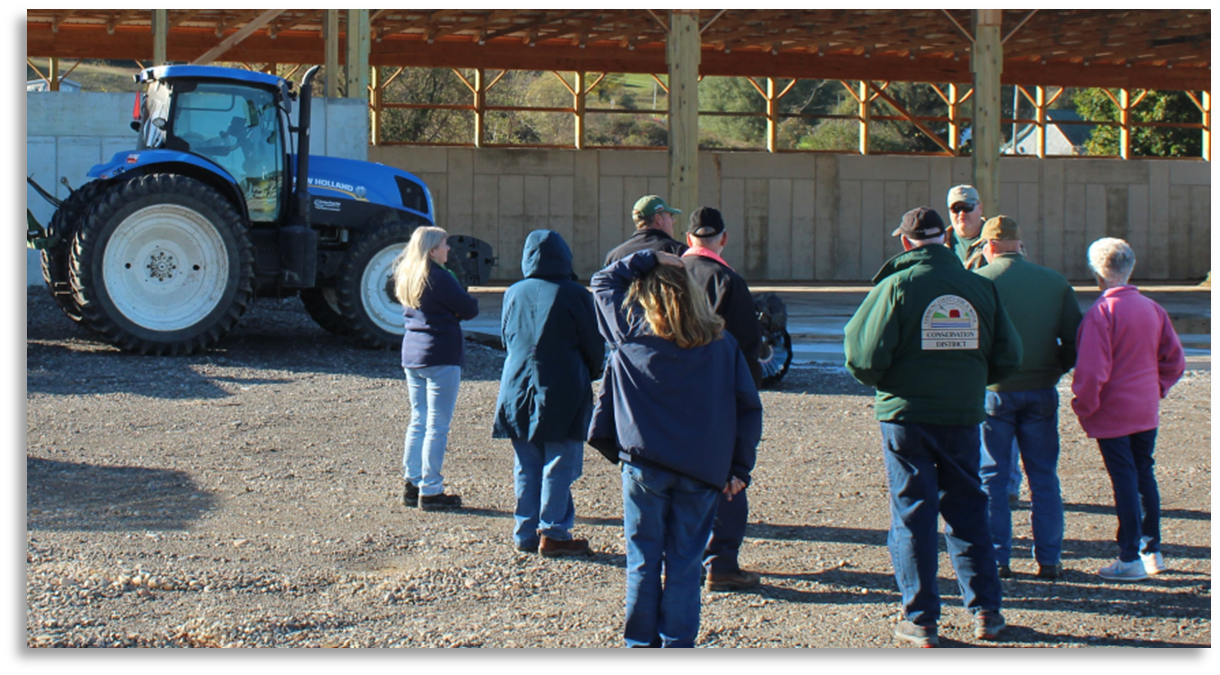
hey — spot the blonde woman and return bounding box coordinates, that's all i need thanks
[587,249,761,648]
[393,226,479,510]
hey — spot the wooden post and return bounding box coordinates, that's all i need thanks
[152,9,167,66]
[370,66,381,146]
[971,9,1003,214]
[948,83,961,153]
[324,10,339,97]
[667,9,700,221]
[574,71,586,150]
[474,69,486,148]
[48,57,60,92]
[1119,89,1132,160]
[1035,86,1048,158]
[345,9,369,101]
[766,78,778,153]
[1203,90,1211,163]
[858,81,870,155]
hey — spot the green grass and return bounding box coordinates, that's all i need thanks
[27,58,143,93]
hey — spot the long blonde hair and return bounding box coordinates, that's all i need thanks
[393,226,449,308]
[626,263,724,348]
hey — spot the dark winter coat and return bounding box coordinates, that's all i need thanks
[682,252,764,388]
[400,260,480,369]
[493,230,605,443]
[587,250,761,490]
[604,228,688,266]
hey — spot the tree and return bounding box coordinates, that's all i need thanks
[1072,88,1203,157]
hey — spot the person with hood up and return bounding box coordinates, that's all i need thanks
[493,230,605,557]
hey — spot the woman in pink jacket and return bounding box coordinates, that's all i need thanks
[1072,238,1185,582]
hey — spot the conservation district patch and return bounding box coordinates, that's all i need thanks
[920,295,979,350]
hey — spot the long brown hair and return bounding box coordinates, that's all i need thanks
[626,264,724,348]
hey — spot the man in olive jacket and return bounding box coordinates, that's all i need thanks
[844,206,1023,647]
[974,216,1082,582]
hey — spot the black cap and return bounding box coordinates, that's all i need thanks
[891,207,946,240]
[688,206,725,238]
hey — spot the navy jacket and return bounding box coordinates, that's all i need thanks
[493,230,605,443]
[587,250,761,489]
[400,261,480,369]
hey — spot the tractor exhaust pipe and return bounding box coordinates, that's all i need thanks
[280,65,322,288]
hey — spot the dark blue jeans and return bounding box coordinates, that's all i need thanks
[1096,428,1160,562]
[880,421,1002,627]
[621,461,719,648]
[980,388,1064,566]
[511,438,583,549]
[703,488,748,574]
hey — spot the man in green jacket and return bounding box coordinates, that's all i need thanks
[974,216,1082,582]
[946,185,988,270]
[844,206,1023,647]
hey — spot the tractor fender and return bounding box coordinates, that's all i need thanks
[88,150,250,224]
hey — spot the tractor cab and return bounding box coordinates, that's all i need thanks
[132,66,291,223]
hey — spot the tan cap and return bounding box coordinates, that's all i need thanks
[947,185,980,209]
[980,215,1021,241]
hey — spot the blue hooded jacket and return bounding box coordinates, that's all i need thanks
[493,230,605,442]
[586,250,761,489]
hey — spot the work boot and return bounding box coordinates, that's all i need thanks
[538,535,591,557]
[706,568,762,592]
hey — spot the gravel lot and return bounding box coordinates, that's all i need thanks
[26,287,1211,649]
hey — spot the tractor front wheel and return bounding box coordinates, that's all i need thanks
[69,174,254,355]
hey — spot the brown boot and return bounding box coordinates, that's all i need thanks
[706,569,762,592]
[538,535,591,558]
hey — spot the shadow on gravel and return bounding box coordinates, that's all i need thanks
[1053,536,1213,562]
[998,624,1207,648]
[27,457,216,531]
[749,522,886,546]
[1063,501,1212,522]
[760,568,899,605]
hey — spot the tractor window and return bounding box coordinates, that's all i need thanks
[170,82,285,222]
[136,81,171,149]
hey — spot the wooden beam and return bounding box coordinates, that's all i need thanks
[152,9,167,66]
[667,10,700,223]
[193,9,286,65]
[346,9,370,99]
[972,9,1003,214]
[324,10,339,97]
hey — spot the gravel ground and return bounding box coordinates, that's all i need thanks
[26,287,1212,649]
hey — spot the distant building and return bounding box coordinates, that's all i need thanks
[1003,110,1095,156]
[27,78,81,92]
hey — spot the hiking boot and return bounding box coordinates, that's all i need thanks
[1036,563,1063,580]
[1098,558,1147,581]
[418,492,462,511]
[997,564,1013,579]
[706,569,762,592]
[894,620,938,648]
[402,481,419,508]
[538,535,591,557]
[974,610,1007,640]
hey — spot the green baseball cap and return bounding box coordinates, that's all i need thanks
[632,195,681,219]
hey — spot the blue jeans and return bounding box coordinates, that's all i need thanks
[980,388,1064,566]
[512,438,583,548]
[704,488,749,574]
[880,421,1001,627]
[402,365,461,496]
[621,462,719,648]
[1097,429,1160,562]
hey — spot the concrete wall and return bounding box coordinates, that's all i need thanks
[26,91,369,285]
[370,146,1211,282]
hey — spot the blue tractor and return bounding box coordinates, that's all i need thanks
[29,64,493,355]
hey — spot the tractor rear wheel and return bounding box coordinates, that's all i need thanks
[69,174,254,355]
[40,180,112,324]
[335,222,417,349]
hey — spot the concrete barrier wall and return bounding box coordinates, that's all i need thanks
[26,91,369,285]
[369,146,1211,282]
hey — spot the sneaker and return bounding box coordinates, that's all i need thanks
[997,564,1013,579]
[402,481,419,507]
[418,492,462,511]
[974,610,1007,640]
[538,535,591,557]
[1098,558,1148,581]
[894,620,938,648]
[706,569,762,592]
[1036,563,1063,580]
[1140,551,1166,575]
